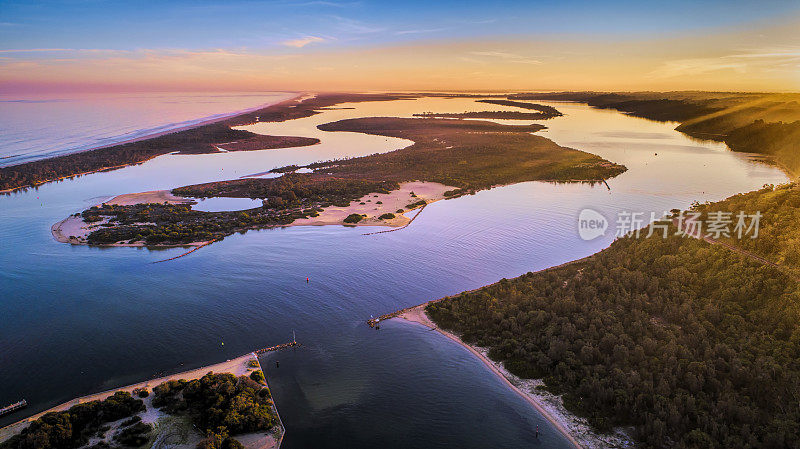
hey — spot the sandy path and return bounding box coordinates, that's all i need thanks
[397,305,585,449]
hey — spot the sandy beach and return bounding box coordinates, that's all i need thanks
[292,180,455,227]
[0,353,282,449]
[396,305,632,449]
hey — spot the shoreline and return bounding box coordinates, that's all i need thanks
[1,93,303,171]
[51,181,456,248]
[0,352,284,448]
[395,305,632,449]
[0,93,308,195]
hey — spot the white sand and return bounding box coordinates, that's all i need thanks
[397,305,633,449]
[292,180,455,227]
[104,190,194,206]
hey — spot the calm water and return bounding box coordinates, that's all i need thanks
[0,96,788,448]
[0,91,295,167]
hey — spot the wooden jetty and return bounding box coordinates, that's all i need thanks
[0,400,27,417]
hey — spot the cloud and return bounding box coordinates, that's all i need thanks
[395,27,450,36]
[651,47,800,79]
[281,36,326,48]
[469,50,541,64]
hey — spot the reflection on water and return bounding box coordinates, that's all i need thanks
[189,196,264,212]
[0,96,789,448]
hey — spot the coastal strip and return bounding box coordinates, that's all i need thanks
[365,255,624,449]
[396,305,584,449]
[0,347,294,446]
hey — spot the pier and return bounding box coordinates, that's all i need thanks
[0,400,27,417]
[254,338,300,355]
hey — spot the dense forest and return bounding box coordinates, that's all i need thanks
[0,93,416,193]
[80,174,397,245]
[0,391,145,449]
[692,183,800,274]
[426,185,800,448]
[153,373,277,449]
[511,91,800,175]
[277,116,625,191]
[475,99,563,117]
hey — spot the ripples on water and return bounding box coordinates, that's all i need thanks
[0,96,789,448]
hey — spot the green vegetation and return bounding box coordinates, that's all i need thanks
[0,125,318,192]
[513,92,800,175]
[82,174,398,245]
[249,370,265,384]
[413,110,560,120]
[286,117,625,191]
[0,391,144,449]
[406,200,427,209]
[692,183,800,274]
[113,422,152,447]
[378,213,395,220]
[153,372,277,449]
[343,213,363,223]
[475,100,563,117]
[427,185,800,448]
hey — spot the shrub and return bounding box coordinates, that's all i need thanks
[396,209,404,213]
[134,388,149,398]
[343,214,363,223]
[113,422,152,447]
[379,213,395,220]
[249,370,265,384]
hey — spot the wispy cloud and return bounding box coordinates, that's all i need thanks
[651,47,800,79]
[395,27,450,36]
[0,48,125,54]
[281,36,326,48]
[330,15,384,34]
[469,50,541,64]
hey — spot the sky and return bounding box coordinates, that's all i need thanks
[1,0,799,93]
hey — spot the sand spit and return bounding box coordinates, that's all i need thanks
[104,190,195,206]
[51,190,203,247]
[396,305,633,449]
[0,353,283,449]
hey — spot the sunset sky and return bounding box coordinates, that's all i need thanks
[1,0,799,93]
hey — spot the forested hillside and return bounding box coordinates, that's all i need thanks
[427,184,800,448]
